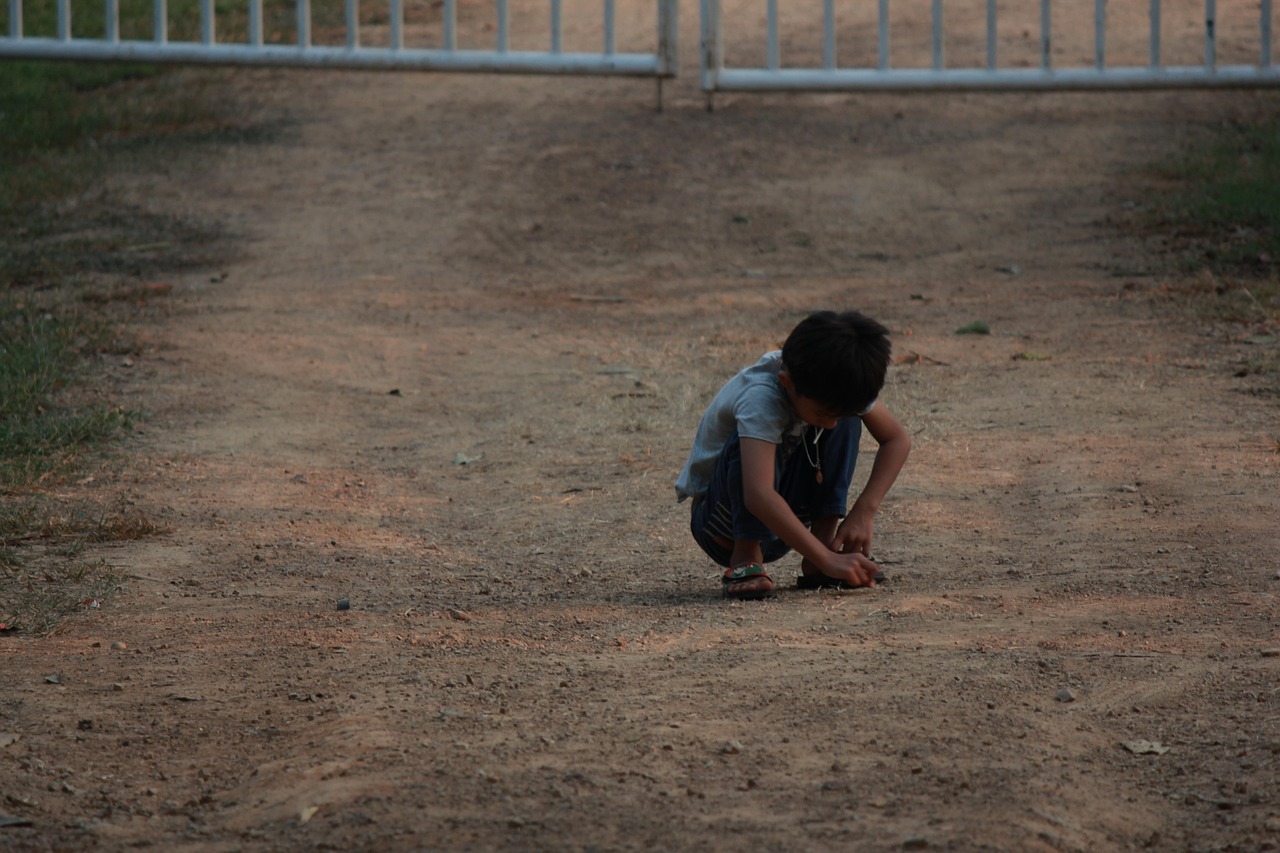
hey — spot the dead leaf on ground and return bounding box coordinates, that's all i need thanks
[896,351,949,366]
[1121,740,1170,755]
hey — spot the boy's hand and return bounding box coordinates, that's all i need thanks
[833,506,875,557]
[819,551,879,587]
[808,515,877,586]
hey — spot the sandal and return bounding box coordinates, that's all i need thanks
[796,567,886,590]
[723,563,774,600]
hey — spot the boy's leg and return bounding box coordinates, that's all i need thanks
[692,420,864,596]
[778,419,873,583]
[796,418,884,587]
[777,418,862,528]
[798,516,854,586]
[690,431,789,598]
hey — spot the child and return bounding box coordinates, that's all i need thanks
[675,310,911,599]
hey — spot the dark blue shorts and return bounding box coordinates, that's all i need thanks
[690,417,862,567]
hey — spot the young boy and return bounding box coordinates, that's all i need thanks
[675,310,911,599]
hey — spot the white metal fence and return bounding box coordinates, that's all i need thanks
[0,0,677,76]
[5,0,1280,93]
[701,0,1280,91]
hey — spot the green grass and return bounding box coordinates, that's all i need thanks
[0,549,124,636]
[1156,119,1280,275]
[2,1,275,634]
[1141,117,1280,405]
[0,298,130,491]
[0,291,161,633]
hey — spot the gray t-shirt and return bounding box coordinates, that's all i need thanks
[674,350,876,502]
[674,351,804,502]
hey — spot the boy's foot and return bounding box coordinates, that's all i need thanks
[723,563,774,600]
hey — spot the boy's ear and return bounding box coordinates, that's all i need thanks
[777,369,795,392]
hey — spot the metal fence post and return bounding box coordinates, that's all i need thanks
[700,0,722,100]
[657,0,678,76]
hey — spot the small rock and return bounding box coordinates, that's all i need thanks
[1261,648,1280,658]
[448,609,471,622]
[336,599,350,611]
[45,674,62,685]
[723,740,743,755]
[112,683,124,692]
[1056,687,1077,703]
[903,837,930,850]
[110,641,127,651]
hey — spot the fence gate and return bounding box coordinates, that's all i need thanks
[6,0,1280,93]
[701,0,1279,92]
[1,0,676,77]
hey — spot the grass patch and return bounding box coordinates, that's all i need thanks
[0,291,169,633]
[0,296,130,491]
[3,3,270,634]
[1152,119,1280,276]
[1,575,114,636]
[0,555,123,637]
[1136,116,1280,406]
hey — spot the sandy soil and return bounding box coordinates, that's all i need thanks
[4,3,1280,851]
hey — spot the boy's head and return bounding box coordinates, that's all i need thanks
[781,310,891,417]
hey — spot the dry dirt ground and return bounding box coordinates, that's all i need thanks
[4,3,1280,851]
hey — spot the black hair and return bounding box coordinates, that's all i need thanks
[781,310,892,416]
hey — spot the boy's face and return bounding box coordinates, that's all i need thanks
[778,371,841,430]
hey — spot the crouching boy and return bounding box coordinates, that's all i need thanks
[675,310,911,599]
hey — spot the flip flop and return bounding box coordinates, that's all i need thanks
[796,567,886,590]
[723,563,774,600]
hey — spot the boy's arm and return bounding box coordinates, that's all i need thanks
[835,404,911,557]
[739,437,878,585]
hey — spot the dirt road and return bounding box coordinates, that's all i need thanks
[4,5,1280,851]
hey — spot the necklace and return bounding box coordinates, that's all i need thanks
[802,426,824,484]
